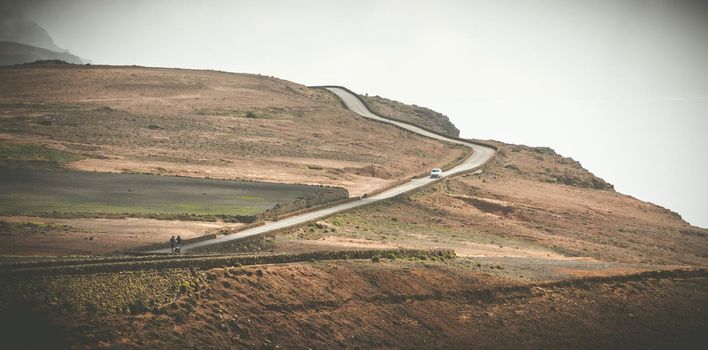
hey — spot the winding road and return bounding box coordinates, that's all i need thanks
[148,87,495,253]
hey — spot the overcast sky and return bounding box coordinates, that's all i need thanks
[5,0,708,227]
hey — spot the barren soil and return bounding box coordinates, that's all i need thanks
[0,65,467,196]
[1,64,706,348]
[266,143,708,267]
[0,216,243,255]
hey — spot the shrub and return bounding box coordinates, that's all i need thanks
[172,310,187,323]
[2,248,456,276]
[129,298,149,314]
[85,302,98,314]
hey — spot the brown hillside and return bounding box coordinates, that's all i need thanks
[0,65,467,196]
[1,64,706,349]
[268,142,707,266]
[360,94,460,137]
[2,260,705,349]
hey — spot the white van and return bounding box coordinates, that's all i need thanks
[430,168,443,178]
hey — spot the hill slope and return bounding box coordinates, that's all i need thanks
[0,18,65,52]
[0,65,467,196]
[0,41,84,66]
[1,258,705,349]
[361,94,460,137]
[264,142,707,267]
[0,65,706,348]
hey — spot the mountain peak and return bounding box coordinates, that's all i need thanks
[0,18,63,52]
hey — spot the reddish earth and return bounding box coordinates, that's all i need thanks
[0,216,242,255]
[268,142,708,267]
[0,65,706,348]
[0,65,466,197]
[3,260,705,349]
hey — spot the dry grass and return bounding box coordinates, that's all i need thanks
[2,259,704,349]
[0,65,467,196]
[273,143,708,266]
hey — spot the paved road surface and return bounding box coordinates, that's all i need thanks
[148,87,495,253]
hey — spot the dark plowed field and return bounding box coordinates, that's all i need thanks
[0,169,343,218]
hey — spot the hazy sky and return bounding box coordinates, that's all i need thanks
[5,0,708,227]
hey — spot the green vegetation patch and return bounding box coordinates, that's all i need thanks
[0,169,346,221]
[0,268,199,314]
[0,142,85,170]
[0,248,454,315]
[0,101,82,111]
[0,221,76,236]
[194,107,293,119]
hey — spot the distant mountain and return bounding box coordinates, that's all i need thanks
[0,41,84,66]
[0,18,87,65]
[0,18,63,52]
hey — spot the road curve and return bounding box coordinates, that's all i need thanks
[148,87,495,253]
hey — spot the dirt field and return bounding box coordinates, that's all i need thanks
[0,65,467,196]
[0,216,244,255]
